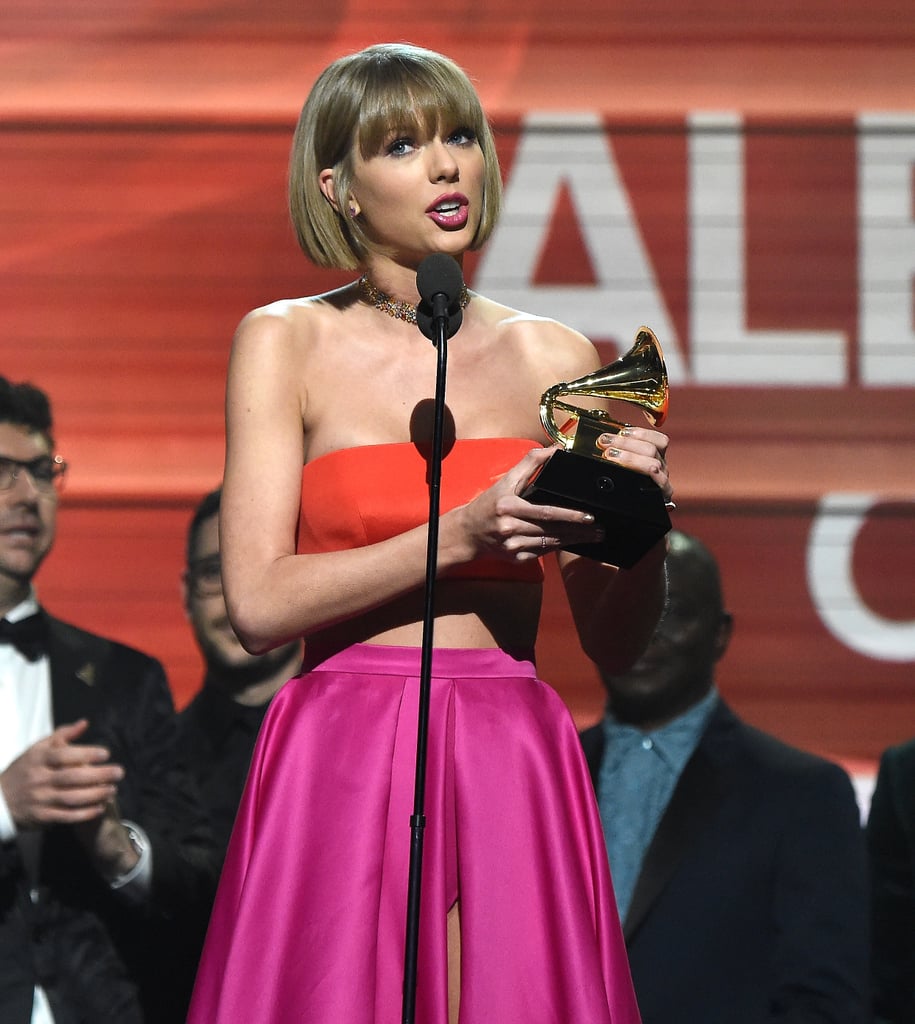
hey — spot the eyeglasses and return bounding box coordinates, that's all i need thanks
[0,454,67,494]
[186,554,223,597]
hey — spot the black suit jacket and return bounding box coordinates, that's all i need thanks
[867,738,915,1024]
[0,613,217,1024]
[581,699,870,1023]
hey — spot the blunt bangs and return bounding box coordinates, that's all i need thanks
[352,58,489,161]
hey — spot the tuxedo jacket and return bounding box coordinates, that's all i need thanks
[867,738,915,1023]
[0,612,218,1024]
[581,699,870,1024]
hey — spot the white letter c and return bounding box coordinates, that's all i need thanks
[807,493,915,662]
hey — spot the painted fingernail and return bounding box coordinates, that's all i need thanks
[597,433,613,445]
[604,447,621,460]
[581,513,595,523]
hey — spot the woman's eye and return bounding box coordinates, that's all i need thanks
[386,137,414,156]
[448,127,477,146]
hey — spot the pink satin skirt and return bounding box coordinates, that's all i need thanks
[187,644,640,1023]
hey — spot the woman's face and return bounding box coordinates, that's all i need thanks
[348,119,485,265]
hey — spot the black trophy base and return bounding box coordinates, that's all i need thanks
[521,448,671,568]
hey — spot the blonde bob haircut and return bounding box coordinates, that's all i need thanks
[289,43,503,270]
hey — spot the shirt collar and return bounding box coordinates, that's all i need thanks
[4,591,40,624]
[603,687,719,774]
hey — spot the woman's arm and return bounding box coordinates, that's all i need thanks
[557,423,672,672]
[220,308,450,652]
[220,309,604,653]
[561,539,668,674]
[510,315,673,671]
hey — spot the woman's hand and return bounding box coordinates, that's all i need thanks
[595,426,673,504]
[448,446,606,563]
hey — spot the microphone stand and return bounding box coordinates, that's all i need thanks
[402,282,456,1024]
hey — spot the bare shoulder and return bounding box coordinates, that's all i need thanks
[475,295,601,380]
[232,283,357,361]
[226,284,363,455]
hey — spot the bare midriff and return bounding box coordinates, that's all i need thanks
[304,578,544,663]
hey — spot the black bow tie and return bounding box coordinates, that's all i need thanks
[0,614,48,662]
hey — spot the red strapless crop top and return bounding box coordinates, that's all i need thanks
[297,438,544,583]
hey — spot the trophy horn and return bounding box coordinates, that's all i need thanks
[540,326,668,452]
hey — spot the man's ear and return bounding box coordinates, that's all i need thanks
[713,611,734,663]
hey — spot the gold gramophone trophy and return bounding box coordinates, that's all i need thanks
[521,326,672,567]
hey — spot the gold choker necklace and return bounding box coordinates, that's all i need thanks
[359,275,470,325]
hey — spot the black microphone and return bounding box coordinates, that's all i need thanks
[416,253,465,342]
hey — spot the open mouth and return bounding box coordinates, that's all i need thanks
[427,195,469,229]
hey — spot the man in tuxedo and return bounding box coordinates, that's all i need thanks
[0,376,216,1023]
[580,530,869,1023]
[867,736,915,1023]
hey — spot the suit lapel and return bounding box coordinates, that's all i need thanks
[623,704,733,940]
[579,723,605,788]
[44,614,105,728]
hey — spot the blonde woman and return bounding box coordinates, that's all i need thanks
[189,43,671,1024]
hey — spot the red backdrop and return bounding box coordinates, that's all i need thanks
[2,1,914,767]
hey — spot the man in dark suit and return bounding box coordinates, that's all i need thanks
[0,376,216,1023]
[867,736,915,1023]
[580,530,870,1023]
